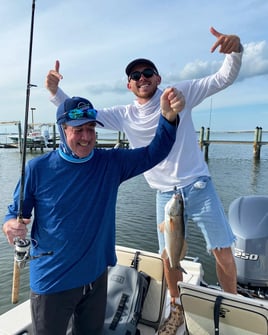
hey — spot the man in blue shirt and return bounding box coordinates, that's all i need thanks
[3,92,182,335]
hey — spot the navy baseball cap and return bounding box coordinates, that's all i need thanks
[56,97,104,127]
[125,58,159,76]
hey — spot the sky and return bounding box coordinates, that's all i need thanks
[0,0,268,133]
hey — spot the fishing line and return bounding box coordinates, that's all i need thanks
[18,0,37,221]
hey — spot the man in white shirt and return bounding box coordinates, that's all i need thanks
[46,26,243,331]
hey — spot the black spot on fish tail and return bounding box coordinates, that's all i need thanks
[177,265,187,274]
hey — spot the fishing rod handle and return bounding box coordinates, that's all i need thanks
[11,260,20,304]
[11,236,30,304]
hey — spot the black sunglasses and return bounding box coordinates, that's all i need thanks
[129,68,158,81]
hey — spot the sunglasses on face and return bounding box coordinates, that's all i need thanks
[59,107,97,121]
[129,68,158,81]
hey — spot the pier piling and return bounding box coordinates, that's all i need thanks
[253,127,262,160]
[198,126,267,161]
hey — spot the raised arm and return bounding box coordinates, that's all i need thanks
[160,87,185,123]
[45,60,63,96]
[210,27,241,54]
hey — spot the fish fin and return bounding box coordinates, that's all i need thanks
[158,221,165,233]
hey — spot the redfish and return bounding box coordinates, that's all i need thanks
[160,189,187,273]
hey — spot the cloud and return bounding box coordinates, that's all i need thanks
[79,40,268,97]
[163,41,268,85]
[167,60,213,82]
[239,41,268,79]
[1,1,267,129]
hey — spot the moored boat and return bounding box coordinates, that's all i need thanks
[7,125,60,148]
[8,130,46,145]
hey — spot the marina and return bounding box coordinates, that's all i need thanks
[0,121,59,152]
[1,123,268,159]
[0,129,129,151]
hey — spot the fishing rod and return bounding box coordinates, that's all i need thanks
[12,0,37,304]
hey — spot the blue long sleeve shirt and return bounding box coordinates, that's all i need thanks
[4,115,176,294]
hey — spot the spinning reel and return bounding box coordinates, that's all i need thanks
[13,237,53,269]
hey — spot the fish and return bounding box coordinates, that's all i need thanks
[160,188,187,273]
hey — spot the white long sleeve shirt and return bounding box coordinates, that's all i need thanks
[52,50,242,192]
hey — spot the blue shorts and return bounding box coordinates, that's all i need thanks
[156,176,236,253]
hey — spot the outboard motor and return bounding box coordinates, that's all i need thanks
[229,195,268,299]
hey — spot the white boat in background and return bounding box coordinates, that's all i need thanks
[7,124,60,148]
[8,130,46,145]
[0,195,267,335]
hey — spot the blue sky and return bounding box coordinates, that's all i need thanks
[0,0,268,132]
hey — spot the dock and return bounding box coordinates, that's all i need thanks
[1,121,267,160]
[96,131,129,149]
[0,143,18,149]
[199,126,268,161]
[0,126,129,152]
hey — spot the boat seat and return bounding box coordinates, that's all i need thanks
[179,281,268,335]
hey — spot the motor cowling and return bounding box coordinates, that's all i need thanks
[229,195,268,289]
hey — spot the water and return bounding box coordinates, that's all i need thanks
[0,132,268,315]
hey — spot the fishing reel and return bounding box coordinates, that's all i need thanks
[13,237,53,269]
[13,237,31,269]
